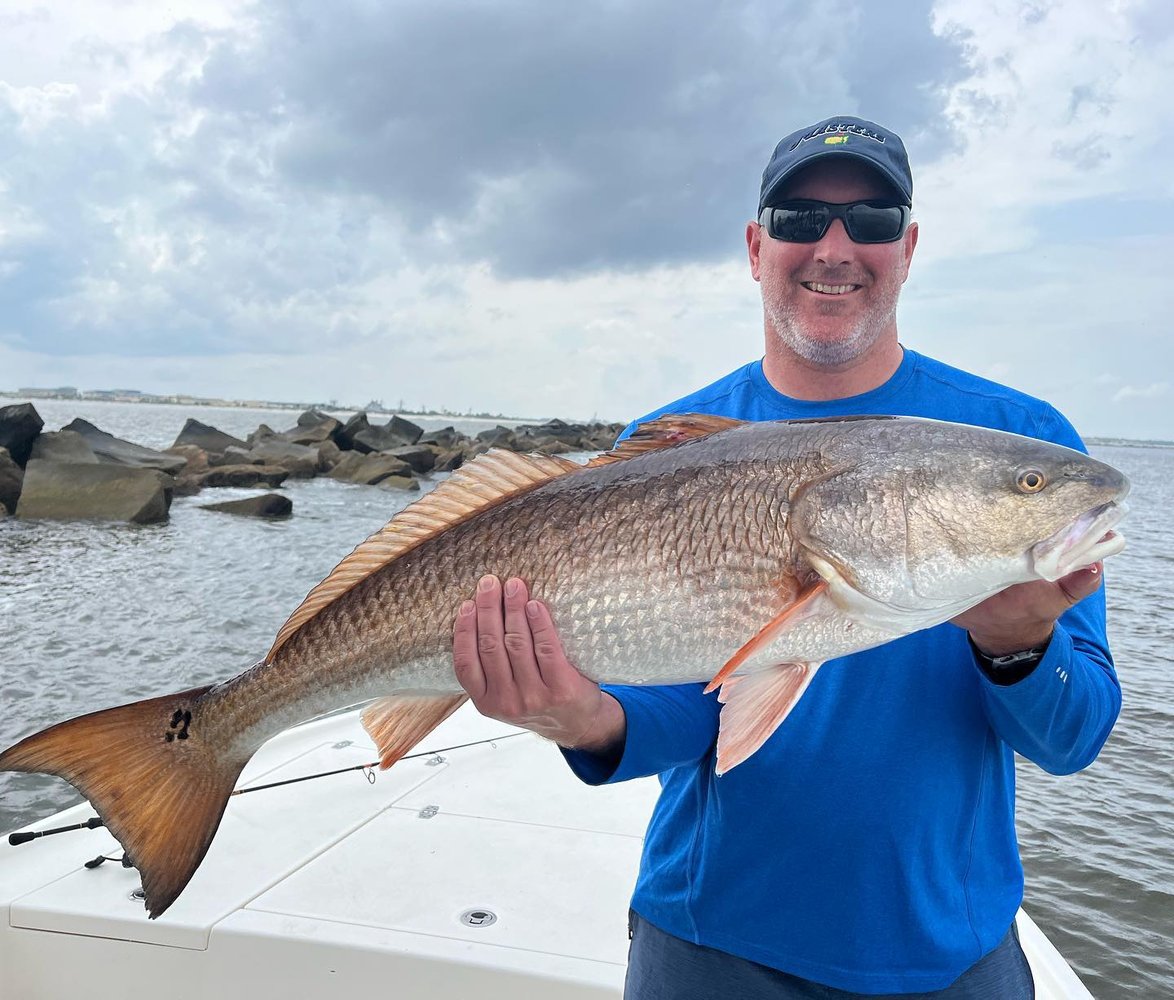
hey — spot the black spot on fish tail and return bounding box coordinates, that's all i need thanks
[164,708,193,742]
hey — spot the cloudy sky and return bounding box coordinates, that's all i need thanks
[0,0,1170,439]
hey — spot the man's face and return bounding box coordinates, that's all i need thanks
[748,159,918,369]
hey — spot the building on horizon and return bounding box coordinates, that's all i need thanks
[17,387,79,398]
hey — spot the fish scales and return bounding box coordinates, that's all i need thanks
[213,440,819,750]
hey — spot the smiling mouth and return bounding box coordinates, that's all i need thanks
[801,282,860,295]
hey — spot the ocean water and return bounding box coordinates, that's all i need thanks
[1,401,1170,998]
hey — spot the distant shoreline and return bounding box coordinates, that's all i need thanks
[3,389,1167,447]
[0,390,541,425]
[1086,437,1174,449]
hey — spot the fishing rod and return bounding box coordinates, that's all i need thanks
[7,730,527,853]
[8,816,106,846]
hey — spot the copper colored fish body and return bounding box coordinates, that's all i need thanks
[0,415,1130,916]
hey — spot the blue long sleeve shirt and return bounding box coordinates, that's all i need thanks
[562,349,1121,993]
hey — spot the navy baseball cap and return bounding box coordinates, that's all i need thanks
[759,116,913,212]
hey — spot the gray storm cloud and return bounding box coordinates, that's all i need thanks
[0,0,962,358]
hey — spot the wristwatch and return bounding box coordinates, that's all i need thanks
[968,636,1051,686]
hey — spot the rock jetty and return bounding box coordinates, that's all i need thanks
[0,404,625,523]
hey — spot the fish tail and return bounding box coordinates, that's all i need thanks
[0,685,248,918]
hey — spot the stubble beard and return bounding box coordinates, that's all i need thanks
[761,269,902,368]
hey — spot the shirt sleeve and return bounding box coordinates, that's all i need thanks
[975,589,1121,774]
[975,402,1122,774]
[561,682,721,785]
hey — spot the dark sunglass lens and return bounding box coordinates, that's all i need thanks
[845,204,905,243]
[771,205,829,242]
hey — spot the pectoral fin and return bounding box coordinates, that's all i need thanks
[703,579,828,694]
[715,662,822,775]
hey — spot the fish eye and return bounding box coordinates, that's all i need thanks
[1016,469,1047,493]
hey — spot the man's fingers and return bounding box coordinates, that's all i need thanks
[501,578,544,687]
[451,600,486,700]
[473,575,514,693]
[526,599,575,687]
[450,577,607,744]
[1057,562,1104,606]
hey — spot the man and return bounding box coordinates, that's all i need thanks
[451,116,1119,998]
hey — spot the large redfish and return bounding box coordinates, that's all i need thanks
[0,415,1129,917]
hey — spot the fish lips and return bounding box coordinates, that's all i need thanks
[1032,501,1128,582]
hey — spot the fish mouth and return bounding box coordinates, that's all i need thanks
[1031,502,1128,582]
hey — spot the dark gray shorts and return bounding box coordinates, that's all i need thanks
[624,912,1035,999]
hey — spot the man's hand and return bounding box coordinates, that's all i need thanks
[452,575,626,753]
[951,563,1104,656]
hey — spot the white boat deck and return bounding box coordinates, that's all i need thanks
[0,706,1093,999]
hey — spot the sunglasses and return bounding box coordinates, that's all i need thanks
[759,200,910,245]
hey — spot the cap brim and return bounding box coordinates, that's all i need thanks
[761,147,912,209]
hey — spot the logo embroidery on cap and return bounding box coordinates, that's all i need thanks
[824,136,849,145]
[790,122,886,151]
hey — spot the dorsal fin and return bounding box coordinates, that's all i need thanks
[585,413,744,467]
[266,413,744,662]
[266,449,581,661]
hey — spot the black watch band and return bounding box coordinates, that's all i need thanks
[969,635,1051,686]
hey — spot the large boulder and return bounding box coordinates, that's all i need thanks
[282,422,339,446]
[172,418,248,454]
[246,440,319,478]
[386,445,436,475]
[459,441,494,462]
[352,415,424,453]
[532,439,577,456]
[213,445,264,466]
[377,475,420,492]
[0,447,22,514]
[328,452,414,486]
[247,424,279,446]
[325,452,364,480]
[281,410,343,446]
[193,465,290,489]
[386,415,423,445]
[0,402,44,467]
[316,439,342,472]
[516,418,570,438]
[199,493,293,518]
[63,419,187,474]
[30,430,99,464]
[296,408,335,428]
[16,461,172,524]
[419,426,461,449]
[591,422,629,448]
[476,425,517,449]
[336,412,371,451]
[163,444,210,475]
[432,448,465,473]
[585,422,627,449]
[348,428,387,454]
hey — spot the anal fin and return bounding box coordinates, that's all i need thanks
[715,662,822,775]
[361,694,469,769]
